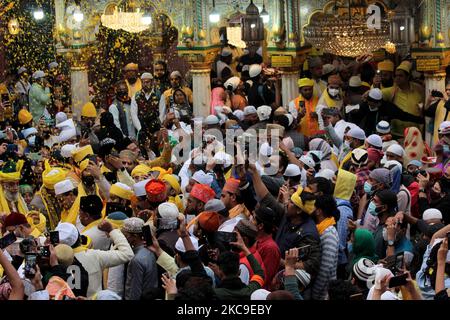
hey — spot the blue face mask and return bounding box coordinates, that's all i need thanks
[364,181,373,195]
[368,201,379,216]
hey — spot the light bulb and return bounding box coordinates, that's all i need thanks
[74,9,84,23]
[399,26,405,31]
[251,23,256,29]
[141,15,152,25]
[260,6,269,24]
[209,10,220,23]
[34,9,44,20]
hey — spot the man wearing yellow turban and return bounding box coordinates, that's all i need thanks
[0,160,29,215]
[381,61,425,138]
[131,164,151,181]
[77,103,100,152]
[288,78,320,137]
[248,165,322,278]
[31,160,68,230]
[161,173,184,212]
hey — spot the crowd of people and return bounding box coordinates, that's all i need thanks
[0,46,449,301]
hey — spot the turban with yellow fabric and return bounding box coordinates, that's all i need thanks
[79,159,90,172]
[378,59,395,72]
[298,78,314,88]
[42,161,67,190]
[161,174,181,194]
[110,182,134,200]
[290,186,316,215]
[81,102,97,118]
[150,167,173,179]
[72,145,94,164]
[131,164,151,178]
[396,61,412,74]
[0,160,24,182]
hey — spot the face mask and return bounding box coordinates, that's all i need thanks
[328,88,340,97]
[82,175,95,187]
[364,182,372,195]
[27,136,36,147]
[368,201,379,216]
[344,140,351,149]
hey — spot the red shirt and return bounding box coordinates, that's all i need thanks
[255,234,281,289]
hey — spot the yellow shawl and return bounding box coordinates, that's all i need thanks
[316,217,336,235]
[61,183,101,226]
[81,218,103,233]
[0,184,28,215]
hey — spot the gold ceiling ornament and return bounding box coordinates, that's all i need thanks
[384,41,396,54]
[8,18,20,35]
[304,0,391,57]
[100,1,151,33]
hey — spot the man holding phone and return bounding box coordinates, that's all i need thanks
[121,217,158,300]
[288,78,320,138]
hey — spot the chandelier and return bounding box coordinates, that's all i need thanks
[304,1,391,57]
[101,1,151,33]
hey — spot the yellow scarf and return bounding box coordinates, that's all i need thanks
[82,218,102,233]
[316,217,336,235]
[228,204,250,219]
[322,89,341,108]
[169,195,184,213]
[38,187,61,230]
[61,183,101,225]
[73,246,88,254]
[0,184,28,215]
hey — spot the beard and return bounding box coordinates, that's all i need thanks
[128,77,137,85]
[382,78,394,88]
[5,190,19,202]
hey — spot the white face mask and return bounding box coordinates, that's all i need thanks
[328,88,340,97]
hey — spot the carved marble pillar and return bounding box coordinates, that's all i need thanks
[62,45,94,120]
[281,70,298,107]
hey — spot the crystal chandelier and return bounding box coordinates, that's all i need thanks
[101,1,150,34]
[304,0,391,57]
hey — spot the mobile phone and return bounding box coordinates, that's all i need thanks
[49,231,59,245]
[0,232,17,249]
[142,225,153,246]
[40,245,50,258]
[24,253,37,279]
[446,232,450,245]
[298,245,312,260]
[215,231,237,244]
[388,273,408,288]
[80,235,88,246]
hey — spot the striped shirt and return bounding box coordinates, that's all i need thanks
[312,226,339,300]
